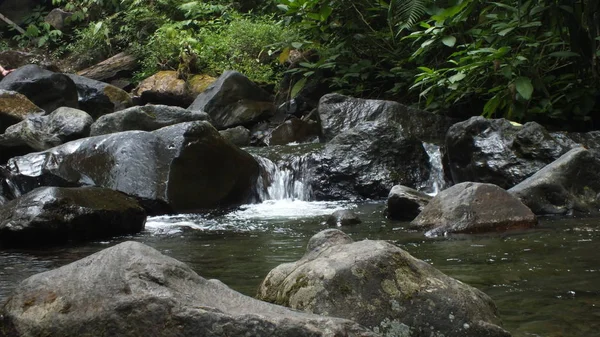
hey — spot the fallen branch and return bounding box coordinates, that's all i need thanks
[0,11,26,35]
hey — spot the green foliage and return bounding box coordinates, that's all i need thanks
[12,5,63,48]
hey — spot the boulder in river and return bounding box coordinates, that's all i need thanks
[269,117,320,145]
[386,185,432,221]
[0,241,377,337]
[0,107,93,151]
[411,182,537,236]
[66,74,132,119]
[0,89,44,133]
[0,186,145,247]
[311,120,431,200]
[219,125,251,147]
[326,209,362,227]
[188,70,275,129]
[90,104,210,136]
[2,121,259,214]
[258,229,511,337]
[509,147,600,215]
[134,71,216,107]
[445,116,575,188]
[0,64,78,113]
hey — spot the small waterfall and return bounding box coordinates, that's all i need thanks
[421,143,447,196]
[254,154,313,201]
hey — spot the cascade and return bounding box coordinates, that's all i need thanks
[254,152,315,201]
[421,143,447,195]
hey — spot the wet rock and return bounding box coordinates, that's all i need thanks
[134,70,191,107]
[326,209,362,227]
[446,117,574,189]
[219,125,251,147]
[188,71,274,129]
[318,93,455,143]
[311,121,431,200]
[269,117,320,145]
[0,241,377,337]
[0,186,145,247]
[411,182,537,236]
[509,147,600,215]
[386,185,432,221]
[258,229,511,337]
[0,64,78,113]
[90,104,210,136]
[0,107,93,152]
[563,130,600,157]
[66,74,132,119]
[2,121,259,214]
[0,90,44,133]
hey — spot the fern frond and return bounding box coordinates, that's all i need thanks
[388,0,428,32]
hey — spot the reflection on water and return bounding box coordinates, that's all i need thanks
[0,201,599,337]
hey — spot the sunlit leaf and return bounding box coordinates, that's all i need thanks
[515,77,533,100]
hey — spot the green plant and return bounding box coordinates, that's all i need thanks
[12,5,63,48]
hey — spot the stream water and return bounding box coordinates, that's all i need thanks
[0,146,598,337]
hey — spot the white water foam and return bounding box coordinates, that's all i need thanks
[421,143,447,196]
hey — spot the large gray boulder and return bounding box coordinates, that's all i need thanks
[258,229,511,337]
[0,107,93,151]
[219,125,251,147]
[0,65,78,113]
[386,185,432,221]
[0,241,377,337]
[411,182,537,236]
[2,121,259,214]
[509,147,600,215]
[90,104,210,136]
[318,93,455,143]
[445,117,574,188]
[311,121,431,200]
[0,186,145,248]
[66,74,132,119]
[188,71,274,129]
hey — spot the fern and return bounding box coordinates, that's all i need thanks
[388,0,428,33]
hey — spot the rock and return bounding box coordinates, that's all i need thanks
[269,117,320,145]
[411,182,537,236]
[188,71,275,129]
[386,185,432,221]
[75,52,137,82]
[66,74,132,119]
[2,121,259,214]
[0,64,78,113]
[318,93,455,143]
[311,121,431,200]
[509,147,600,215]
[0,241,377,337]
[446,117,574,189]
[0,51,58,71]
[563,130,600,157]
[258,229,511,337]
[134,71,216,107]
[0,90,44,133]
[44,8,73,30]
[0,186,145,247]
[219,125,251,147]
[90,104,210,136]
[0,107,93,152]
[326,209,362,227]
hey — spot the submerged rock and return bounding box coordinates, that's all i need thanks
[0,64,78,113]
[386,185,431,221]
[411,182,537,236]
[509,147,600,215]
[2,121,259,214]
[0,186,145,247]
[446,117,574,188]
[90,104,210,136]
[0,241,377,337]
[188,71,274,129]
[326,209,362,227]
[258,229,511,337]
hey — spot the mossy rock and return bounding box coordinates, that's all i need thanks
[0,90,44,133]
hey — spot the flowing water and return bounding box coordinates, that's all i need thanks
[0,147,599,337]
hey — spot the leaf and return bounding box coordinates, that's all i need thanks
[93,21,104,35]
[291,42,303,49]
[483,94,501,118]
[514,77,533,100]
[279,47,290,64]
[291,77,307,99]
[442,36,456,47]
[449,72,466,83]
[417,66,434,73]
[498,27,515,36]
[548,51,579,58]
